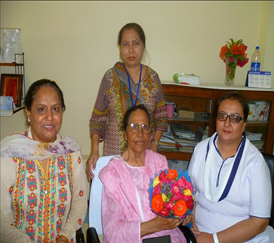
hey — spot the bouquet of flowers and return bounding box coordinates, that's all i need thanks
[219,38,249,67]
[219,38,249,86]
[148,169,194,219]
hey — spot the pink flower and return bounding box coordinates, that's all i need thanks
[161,178,172,184]
[152,183,162,197]
[170,193,183,202]
[237,58,249,67]
[171,184,181,195]
[164,201,174,210]
[177,177,193,193]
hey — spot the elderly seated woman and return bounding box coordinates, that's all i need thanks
[98,104,190,243]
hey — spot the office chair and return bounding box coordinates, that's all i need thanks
[262,152,274,228]
[86,156,196,243]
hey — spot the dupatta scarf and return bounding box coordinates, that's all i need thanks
[0,130,81,160]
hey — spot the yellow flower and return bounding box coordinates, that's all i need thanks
[153,176,160,187]
[184,189,192,196]
[161,193,168,202]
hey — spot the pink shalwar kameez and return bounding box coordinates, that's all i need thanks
[99,149,186,243]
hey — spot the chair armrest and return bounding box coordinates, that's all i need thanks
[76,228,85,243]
[178,225,197,243]
[87,227,101,243]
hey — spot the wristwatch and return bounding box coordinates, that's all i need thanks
[151,138,159,147]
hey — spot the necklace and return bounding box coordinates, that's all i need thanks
[125,64,142,107]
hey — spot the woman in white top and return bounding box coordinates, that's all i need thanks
[188,91,274,243]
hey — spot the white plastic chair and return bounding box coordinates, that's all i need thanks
[87,155,115,243]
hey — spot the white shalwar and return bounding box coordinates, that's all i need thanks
[188,133,274,242]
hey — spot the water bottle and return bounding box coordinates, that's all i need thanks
[250,46,261,71]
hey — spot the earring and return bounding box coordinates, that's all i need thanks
[28,117,30,123]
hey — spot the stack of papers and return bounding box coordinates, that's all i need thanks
[246,131,262,141]
[171,123,196,140]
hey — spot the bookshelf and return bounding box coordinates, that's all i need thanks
[159,81,274,161]
[0,53,25,115]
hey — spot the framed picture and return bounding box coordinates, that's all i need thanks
[1,74,23,107]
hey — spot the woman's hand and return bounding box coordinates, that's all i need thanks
[182,214,192,226]
[190,221,200,234]
[141,215,184,237]
[156,216,184,230]
[56,235,69,243]
[86,152,99,180]
[194,232,214,243]
[149,142,158,152]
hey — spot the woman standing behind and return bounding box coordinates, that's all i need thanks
[188,91,274,242]
[87,23,168,180]
[0,79,87,243]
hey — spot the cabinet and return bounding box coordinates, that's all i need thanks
[159,81,274,161]
[0,53,25,113]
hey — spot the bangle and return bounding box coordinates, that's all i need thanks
[151,139,159,147]
[213,233,219,243]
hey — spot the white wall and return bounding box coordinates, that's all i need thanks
[1,1,273,155]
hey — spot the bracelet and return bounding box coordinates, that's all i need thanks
[213,233,219,243]
[151,139,159,147]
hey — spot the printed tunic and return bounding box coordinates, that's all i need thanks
[90,62,168,155]
[0,131,87,243]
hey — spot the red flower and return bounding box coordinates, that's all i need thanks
[219,45,228,60]
[152,183,162,197]
[159,171,166,181]
[166,169,178,179]
[152,194,163,213]
[174,200,187,217]
[158,207,171,217]
[182,195,194,210]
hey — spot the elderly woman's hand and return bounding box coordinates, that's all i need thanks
[141,215,184,237]
[154,215,184,231]
[182,214,192,226]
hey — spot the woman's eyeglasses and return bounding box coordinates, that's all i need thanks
[217,112,245,124]
[128,123,152,134]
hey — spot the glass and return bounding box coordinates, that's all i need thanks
[128,123,152,134]
[217,112,244,123]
